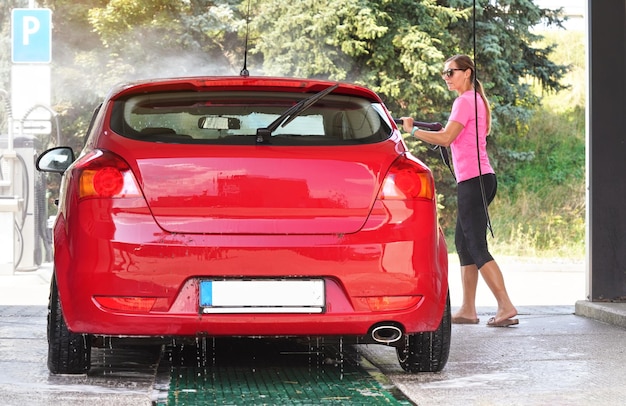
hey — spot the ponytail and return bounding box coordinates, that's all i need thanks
[474,79,492,135]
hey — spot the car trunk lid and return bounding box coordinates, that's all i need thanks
[133,144,397,235]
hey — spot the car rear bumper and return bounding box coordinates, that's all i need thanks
[53,204,448,338]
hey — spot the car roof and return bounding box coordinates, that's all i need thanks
[106,76,383,103]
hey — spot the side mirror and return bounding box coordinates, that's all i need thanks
[36,147,75,173]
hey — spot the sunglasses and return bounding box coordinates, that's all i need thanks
[441,68,466,78]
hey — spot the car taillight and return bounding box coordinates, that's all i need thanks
[75,151,141,199]
[378,157,434,200]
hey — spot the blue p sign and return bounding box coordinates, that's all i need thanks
[11,8,52,63]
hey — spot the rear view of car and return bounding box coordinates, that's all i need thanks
[37,76,450,375]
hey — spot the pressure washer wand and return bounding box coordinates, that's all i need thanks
[393,118,442,131]
[394,118,455,179]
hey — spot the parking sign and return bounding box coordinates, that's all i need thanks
[11,8,52,63]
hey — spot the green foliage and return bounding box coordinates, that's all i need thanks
[1,0,569,144]
[251,0,467,119]
[486,29,586,258]
[487,104,585,258]
[2,0,250,143]
[250,0,571,235]
[445,1,570,127]
[251,0,569,130]
[0,1,583,257]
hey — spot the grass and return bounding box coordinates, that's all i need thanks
[484,30,586,259]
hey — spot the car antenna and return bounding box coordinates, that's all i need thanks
[240,0,251,77]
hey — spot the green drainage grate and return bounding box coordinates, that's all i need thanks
[154,338,413,405]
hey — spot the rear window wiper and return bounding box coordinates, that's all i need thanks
[256,84,339,143]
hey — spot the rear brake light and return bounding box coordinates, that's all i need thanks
[379,158,434,200]
[76,151,141,199]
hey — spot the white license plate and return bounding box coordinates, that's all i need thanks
[199,279,325,314]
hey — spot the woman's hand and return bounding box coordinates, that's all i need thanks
[399,117,414,134]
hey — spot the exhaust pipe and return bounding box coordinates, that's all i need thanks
[371,325,403,344]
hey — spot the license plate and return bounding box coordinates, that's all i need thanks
[199,279,325,314]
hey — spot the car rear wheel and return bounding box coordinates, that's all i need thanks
[47,274,91,374]
[396,291,451,372]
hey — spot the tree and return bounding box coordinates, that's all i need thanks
[251,0,567,126]
[46,0,246,86]
[31,0,247,146]
[446,0,568,127]
[1,0,569,231]
[3,0,567,147]
[250,0,568,229]
[251,0,468,120]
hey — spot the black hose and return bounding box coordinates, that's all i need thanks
[473,0,494,237]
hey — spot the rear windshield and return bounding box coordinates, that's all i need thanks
[109,91,393,145]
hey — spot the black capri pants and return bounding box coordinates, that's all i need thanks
[455,173,497,269]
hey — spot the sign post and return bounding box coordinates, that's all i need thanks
[11,8,52,64]
[2,8,53,274]
[10,8,53,122]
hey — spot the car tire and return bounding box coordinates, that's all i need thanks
[396,291,451,373]
[47,274,91,374]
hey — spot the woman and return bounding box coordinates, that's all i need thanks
[401,54,518,327]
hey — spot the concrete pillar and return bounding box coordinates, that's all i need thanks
[587,0,626,301]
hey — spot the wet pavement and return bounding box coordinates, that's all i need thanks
[362,305,626,405]
[0,305,160,405]
[2,257,626,405]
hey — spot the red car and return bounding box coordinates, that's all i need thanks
[36,76,450,375]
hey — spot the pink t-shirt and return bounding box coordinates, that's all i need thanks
[448,90,494,182]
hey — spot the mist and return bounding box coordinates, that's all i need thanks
[50,3,255,104]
